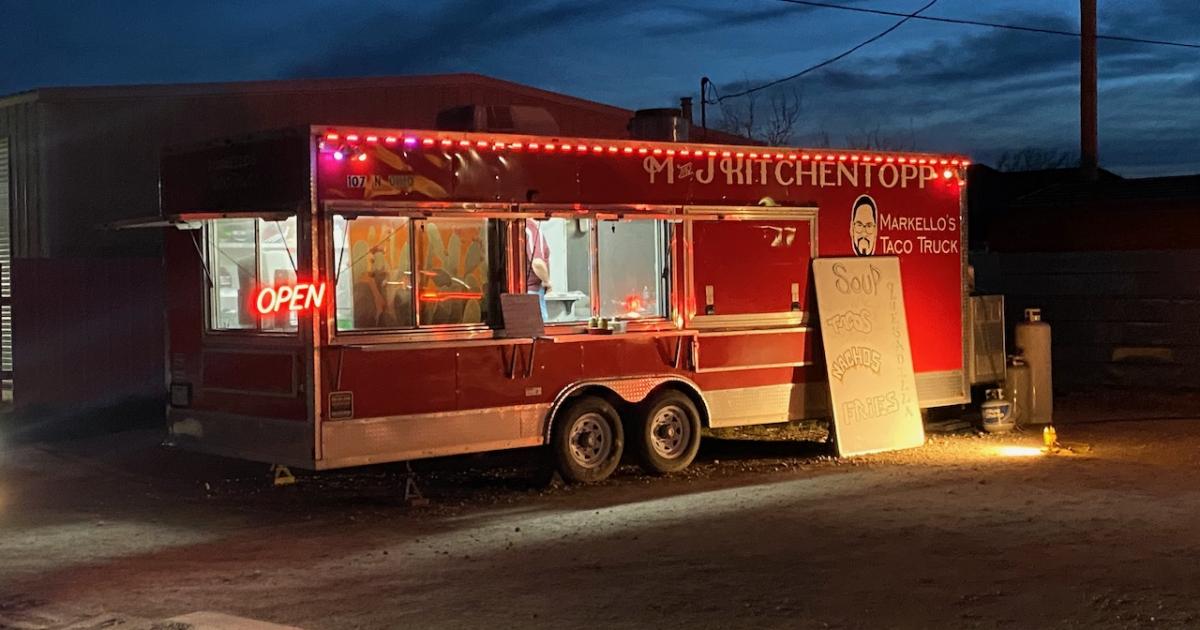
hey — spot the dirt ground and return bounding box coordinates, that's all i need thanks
[3,393,1200,629]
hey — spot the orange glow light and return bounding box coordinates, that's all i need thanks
[420,291,484,302]
[621,293,645,315]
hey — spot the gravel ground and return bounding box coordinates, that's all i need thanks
[2,397,1200,629]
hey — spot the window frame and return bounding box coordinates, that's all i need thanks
[329,213,418,332]
[683,205,819,330]
[519,205,675,331]
[202,214,302,337]
[414,216,502,329]
[325,205,506,341]
[595,217,672,322]
[322,202,679,345]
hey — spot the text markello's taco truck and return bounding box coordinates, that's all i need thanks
[157,125,969,482]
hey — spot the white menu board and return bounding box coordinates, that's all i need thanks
[813,257,925,456]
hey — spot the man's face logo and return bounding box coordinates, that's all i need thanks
[850,196,878,256]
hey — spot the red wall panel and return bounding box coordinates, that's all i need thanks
[12,257,164,414]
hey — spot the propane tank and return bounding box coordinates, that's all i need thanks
[1014,308,1053,424]
[981,388,1014,433]
[1004,354,1031,427]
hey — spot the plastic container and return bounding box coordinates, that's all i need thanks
[1014,308,1053,424]
[981,388,1015,433]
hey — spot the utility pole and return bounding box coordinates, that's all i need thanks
[1080,0,1098,180]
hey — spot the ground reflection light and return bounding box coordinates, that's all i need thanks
[994,445,1046,458]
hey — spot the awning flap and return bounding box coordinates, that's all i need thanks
[106,211,294,230]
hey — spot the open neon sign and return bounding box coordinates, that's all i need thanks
[255,282,327,315]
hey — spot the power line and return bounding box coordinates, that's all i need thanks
[775,0,1200,50]
[715,0,938,101]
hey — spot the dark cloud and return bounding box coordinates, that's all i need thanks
[640,2,839,37]
[1100,0,1200,43]
[706,3,1199,175]
[1182,76,1200,96]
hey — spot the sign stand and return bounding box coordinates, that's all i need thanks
[499,293,545,380]
[813,257,925,456]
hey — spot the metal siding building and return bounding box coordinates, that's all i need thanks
[0,73,655,422]
[970,166,1200,391]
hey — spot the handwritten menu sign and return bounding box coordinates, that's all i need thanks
[813,257,925,456]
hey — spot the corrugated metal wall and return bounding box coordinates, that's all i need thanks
[0,138,11,401]
[0,97,45,258]
[975,250,1200,391]
[11,257,163,414]
[0,99,46,410]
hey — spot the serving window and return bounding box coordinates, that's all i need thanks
[206,216,299,332]
[524,217,591,323]
[597,219,667,320]
[331,214,499,332]
[525,216,668,324]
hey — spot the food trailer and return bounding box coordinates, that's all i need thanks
[158,126,968,482]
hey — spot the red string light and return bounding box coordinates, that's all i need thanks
[316,130,970,169]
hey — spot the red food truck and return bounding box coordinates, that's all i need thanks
[157,126,968,482]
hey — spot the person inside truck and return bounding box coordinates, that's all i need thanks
[526,218,551,320]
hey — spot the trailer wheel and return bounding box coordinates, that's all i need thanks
[551,396,624,483]
[631,390,701,475]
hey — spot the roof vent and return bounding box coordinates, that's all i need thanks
[628,107,689,141]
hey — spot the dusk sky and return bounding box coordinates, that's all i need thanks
[3,0,1197,175]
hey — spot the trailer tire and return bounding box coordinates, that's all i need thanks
[551,396,624,484]
[631,390,701,475]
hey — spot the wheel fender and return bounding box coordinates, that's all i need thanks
[543,375,710,441]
